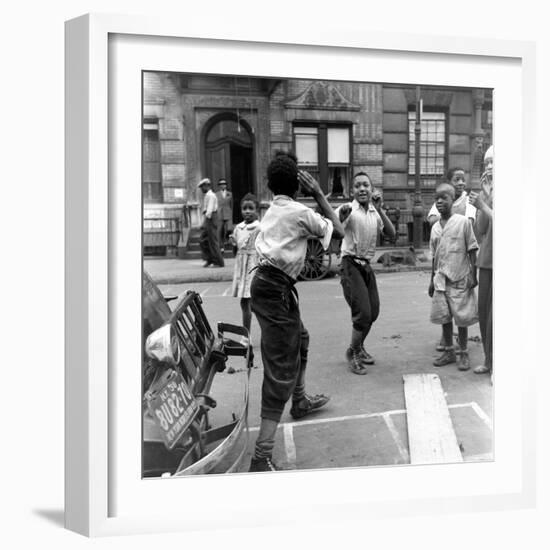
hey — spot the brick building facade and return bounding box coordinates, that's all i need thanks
[143,72,492,254]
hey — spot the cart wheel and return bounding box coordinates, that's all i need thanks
[299,238,332,281]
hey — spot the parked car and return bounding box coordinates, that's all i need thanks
[142,271,252,477]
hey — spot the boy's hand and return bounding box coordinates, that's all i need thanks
[468,270,478,289]
[428,280,435,298]
[469,191,486,210]
[339,204,352,222]
[371,190,382,210]
[479,171,493,201]
[297,170,322,197]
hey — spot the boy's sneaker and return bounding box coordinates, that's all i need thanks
[433,348,456,367]
[360,347,375,365]
[458,350,470,371]
[473,364,491,374]
[290,393,330,419]
[249,457,279,472]
[346,348,368,375]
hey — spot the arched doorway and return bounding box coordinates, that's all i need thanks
[203,114,254,224]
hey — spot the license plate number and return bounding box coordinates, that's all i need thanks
[147,370,199,449]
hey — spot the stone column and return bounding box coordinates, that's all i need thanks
[471,89,486,188]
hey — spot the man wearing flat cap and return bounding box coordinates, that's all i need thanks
[197,178,225,267]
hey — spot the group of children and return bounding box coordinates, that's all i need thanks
[217,148,493,472]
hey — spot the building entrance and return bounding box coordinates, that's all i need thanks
[204,116,254,224]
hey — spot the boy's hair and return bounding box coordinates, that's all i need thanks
[267,150,299,196]
[240,192,259,210]
[435,182,456,197]
[352,171,373,186]
[446,167,465,182]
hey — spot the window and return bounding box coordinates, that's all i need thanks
[293,124,351,197]
[408,110,446,186]
[143,119,163,202]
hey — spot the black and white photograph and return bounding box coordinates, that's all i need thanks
[141,72,494,478]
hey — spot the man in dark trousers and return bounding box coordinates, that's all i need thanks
[215,178,233,252]
[197,178,224,268]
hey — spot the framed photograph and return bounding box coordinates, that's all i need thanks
[65,13,536,537]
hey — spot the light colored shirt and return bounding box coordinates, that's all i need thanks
[335,200,383,260]
[232,220,260,255]
[430,214,478,290]
[255,195,333,280]
[202,189,218,219]
[427,191,476,222]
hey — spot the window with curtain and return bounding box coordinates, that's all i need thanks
[293,124,351,196]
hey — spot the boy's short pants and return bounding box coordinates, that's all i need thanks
[430,276,478,327]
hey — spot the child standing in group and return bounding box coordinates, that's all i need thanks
[230,193,261,346]
[335,172,396,375]
[427,167,477,352]
[427,167,476,226]
[248,151,345,472]
[429,183,479,370]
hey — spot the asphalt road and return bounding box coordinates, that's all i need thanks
[159,271,493,472]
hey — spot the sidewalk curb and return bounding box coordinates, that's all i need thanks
[152,264,433,285]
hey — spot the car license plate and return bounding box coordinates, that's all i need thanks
[146,370,199,450]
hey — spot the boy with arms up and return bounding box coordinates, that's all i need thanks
[429,183,479,370]
[249,151,345,472]
[336,172,396,375]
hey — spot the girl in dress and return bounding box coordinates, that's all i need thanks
[230,193,261,344]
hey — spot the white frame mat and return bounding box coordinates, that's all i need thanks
[65,13,537,537]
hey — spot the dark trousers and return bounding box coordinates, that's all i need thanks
[251,266,308,422]
[340,256,380,333]
[217,218,231,248]
[478,267,493,369]
[199,212,224,266]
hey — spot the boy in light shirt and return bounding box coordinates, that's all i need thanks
[429,183,479,370]
[335,172,396,375]
[249,151,344,472]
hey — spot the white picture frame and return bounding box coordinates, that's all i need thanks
[65,13,537,537]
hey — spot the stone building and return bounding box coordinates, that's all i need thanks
[142,72,492,255]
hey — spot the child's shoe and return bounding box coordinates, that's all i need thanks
[346,348,368,375]
[458,350,470,371]
[360,347,375,365]
[473,364,491,374]
[249,457,279,472]
[290,393,330,419]
[433,347,456,367]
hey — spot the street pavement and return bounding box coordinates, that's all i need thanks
[144,247,433,284]
[158,272,493,473]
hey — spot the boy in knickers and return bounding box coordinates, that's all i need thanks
[248,151,344,472]
[429,183,479,370]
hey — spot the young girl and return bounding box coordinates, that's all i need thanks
[230,193,261,344]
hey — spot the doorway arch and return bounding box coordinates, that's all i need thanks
[201,113,255,224]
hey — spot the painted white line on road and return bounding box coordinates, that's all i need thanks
[222,285,233,296]
[469,402,493,431]
[199,287,211,297]
[249,408,406,432]
[382,413,410,463]
[283,423,297,469]
[248,402,479,432]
